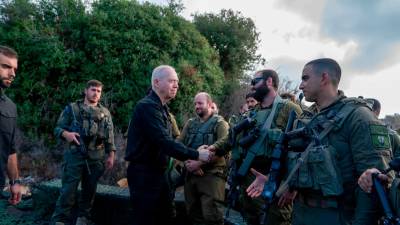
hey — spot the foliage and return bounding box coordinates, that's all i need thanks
[0,0,224,140]
[193,9,264,116]
[193,9,264,81]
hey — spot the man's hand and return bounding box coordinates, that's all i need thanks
[185,160,203,173]
[197,147,213,162]
[9,184,22,205]
[207,145,216,152]
[106,151,115,170]
[277,190,297,207]
[62,131,80,145]
[246,168,268,198]
[358,168,389,193]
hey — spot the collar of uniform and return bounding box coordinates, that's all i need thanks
[0,88,5,101]
[148,90,163,107]
[318,90,346,113]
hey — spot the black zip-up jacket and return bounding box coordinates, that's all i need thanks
[125,91,199,170]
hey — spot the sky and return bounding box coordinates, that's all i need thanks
[142,0,400,117]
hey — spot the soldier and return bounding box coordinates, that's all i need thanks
[212,69,302,225]
[0,46,22,205]
[366,98,400,159]
[246,92,258,110]
[125,65,212,225]
[51,80,116,225]
[247,58,392,225]
[178,92,229,225]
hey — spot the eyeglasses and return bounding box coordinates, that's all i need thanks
[250,77,264,85]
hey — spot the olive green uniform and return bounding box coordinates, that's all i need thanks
[178,114,229,225]
[230,97,302,225]
[286,92,392,225]
[51,100,116,224]
[389,129,400,159]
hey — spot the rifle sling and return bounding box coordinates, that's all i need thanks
[237,96,283,177]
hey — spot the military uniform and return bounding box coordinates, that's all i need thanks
[178,114,229,225]
[286,92,392,225]
[51,100,116,224]
[229,96,301,225]
[389,129,400,159]
[0,88,17,192]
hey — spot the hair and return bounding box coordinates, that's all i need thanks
[0,45,18,59]
[194,92,213,104]
[245,92,256,99]
[257,69,279,90]
[305,58,341,87]
[365,98,381,114]
[151,65,176,89]
[86,79,103,89]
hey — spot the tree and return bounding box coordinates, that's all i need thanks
[193,9,264,81]
[0,0,224,141]
[193,9,264,116]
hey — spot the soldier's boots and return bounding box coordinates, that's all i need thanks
[75,217,93,225]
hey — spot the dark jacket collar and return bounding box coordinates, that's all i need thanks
[0,88,5,101]
[148,90,164,107]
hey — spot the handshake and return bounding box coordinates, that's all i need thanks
[185,145,215,176]
[197,145,215,163]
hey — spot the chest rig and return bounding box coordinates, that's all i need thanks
[69,101,110,152]
[184,115,222,149]
[284,97,369,197]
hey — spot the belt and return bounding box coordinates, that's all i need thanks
[297,193,340,209]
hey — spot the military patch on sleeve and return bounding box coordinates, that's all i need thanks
[370,124,390,149]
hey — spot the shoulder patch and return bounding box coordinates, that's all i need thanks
[370,124,391,149]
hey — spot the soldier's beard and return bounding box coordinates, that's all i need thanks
[253,85,270,102]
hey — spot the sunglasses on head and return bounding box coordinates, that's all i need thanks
[250,77,264,85]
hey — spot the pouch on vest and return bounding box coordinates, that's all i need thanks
[289,145,343,196]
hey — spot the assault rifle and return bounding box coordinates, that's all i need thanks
[260,110,297,225]
[373,158,400,225]
[225,112,257,223]
[69,105,91,175]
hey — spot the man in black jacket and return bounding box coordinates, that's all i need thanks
[125,65,212,225]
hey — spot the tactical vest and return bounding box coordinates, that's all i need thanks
[287,97,373,197]
[183,114,226,172]
[70,101,112,159]
[231,99,287,161]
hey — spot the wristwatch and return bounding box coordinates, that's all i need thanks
[9,179,21,186]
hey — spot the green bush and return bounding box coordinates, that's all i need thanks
[0,0,224,141]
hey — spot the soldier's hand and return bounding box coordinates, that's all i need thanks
[358,168,389,193]
[185,160,203,172]
[246,168,268,198]
[62,131,80,145]
[198,148,213,162]
[9,184,22,205]
[278,190,297,208]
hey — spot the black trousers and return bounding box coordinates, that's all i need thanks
[127,164,176,225]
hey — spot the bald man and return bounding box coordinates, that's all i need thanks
[125,66,213,225]
[178,92,229,225]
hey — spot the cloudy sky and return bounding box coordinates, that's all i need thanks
[144,0,400,117]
